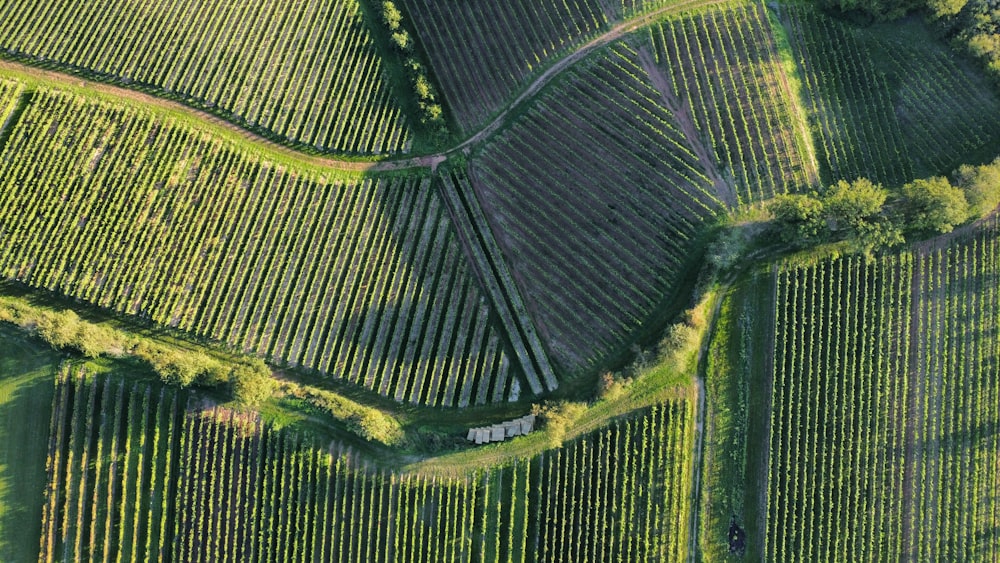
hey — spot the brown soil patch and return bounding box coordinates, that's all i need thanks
[636,47,736,208]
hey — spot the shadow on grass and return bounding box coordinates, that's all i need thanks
[0,325,59,562]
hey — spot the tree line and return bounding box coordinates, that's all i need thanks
[770,156,1000,253]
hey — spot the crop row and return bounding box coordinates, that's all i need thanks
[781,6,912,186]
[766,218,1000,561]
[0,77,22,122]
[0,88,516,407]
[650,3,815,202]
[40,367,183,562]
[40,369,695,561]
[398,0,607,131]
[0,0,410,154]
[470,42,722,375]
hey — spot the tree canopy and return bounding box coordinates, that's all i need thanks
[901,176,971,234]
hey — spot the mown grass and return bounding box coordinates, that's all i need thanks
[0,324,60,562]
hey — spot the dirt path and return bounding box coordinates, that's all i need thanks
[448,0,731,158]
[636,46,735,208]
[687,367,707,562]
[0,60,444,173]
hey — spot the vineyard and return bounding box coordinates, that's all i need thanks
[780,5,914,186]
[39,366,695,561]
[469,41,723,376]
[765,217,1000,561]
[0,0,411,154]
[863,26,1000,177]
[1,0,1000,561]
[398,0,608,131]
[648,2,815,202]
[783,7,1000,181]
[0,85,520,407]
[0,76,23,122]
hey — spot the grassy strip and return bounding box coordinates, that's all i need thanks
[0,325,60,562]
[0,65,415,178]
[405,284,717,477]
[697,271,774,560]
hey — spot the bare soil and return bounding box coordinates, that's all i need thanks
[636,46,735,208]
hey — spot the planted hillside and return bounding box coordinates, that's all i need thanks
[781,5,913,186]
[469,42,723,376]
[765,218,1000,561]
[649,2,815,202]
[0,86,520,407]
[0,0,411,154]
[783,7,1000,183]
[862,24,1000,176]
[398,0,608,131]
[40,367,695,561]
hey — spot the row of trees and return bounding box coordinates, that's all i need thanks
[0,295,273,404]
[381,1,448,139]
[771,157,1000,252]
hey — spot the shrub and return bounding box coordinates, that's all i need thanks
[533,401,587,447]
[229,361,275,406]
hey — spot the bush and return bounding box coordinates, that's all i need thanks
[134,342,217,387]
[229,360,274,406]
[596,371,631,401]
[353,409,405,447]
[302,387,405,446]
[382,1,403,29]
[533,401,587,447]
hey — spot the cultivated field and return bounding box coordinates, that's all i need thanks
[781,5,913,186]
[765,217,1000,561]
[40,367,695,561]
[398,0,608,131]
[469,42,723,376]
[862,24,1000,177]
[0,85,517,407]
[649,3,815,201]
[0,0,411,154]
[783,7,1000,181]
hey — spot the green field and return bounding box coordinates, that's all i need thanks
[0,326,60,562]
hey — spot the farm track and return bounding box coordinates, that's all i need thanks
[0,0,729,175]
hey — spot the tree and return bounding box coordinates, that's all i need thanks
[901,176,970,233]
[822,178,887,232]
[382,1,403,30]
[955,157,1000,217]
[926,0,969,17]
[853,217,904,255]
[769,193,827,247]
[821,178,903,253]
